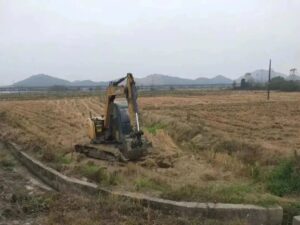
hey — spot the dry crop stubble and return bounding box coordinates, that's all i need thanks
[0,91,299,208]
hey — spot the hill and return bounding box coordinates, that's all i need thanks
[12,73,233,87]
[136,74,232,86]
[195,75,232,84]
[13,74,71,87]
[71,80,108,86]
[135,74,194,86]
[13,74,109,87]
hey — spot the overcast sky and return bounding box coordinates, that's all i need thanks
[0,0,299,85]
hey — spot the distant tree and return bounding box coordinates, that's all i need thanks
[269,77,300,92]
[269,77,285,90]
[232,81,237,89]
[240,78,247,89]
[169,86,175,91]
[49,85,68,91]
[150,86,155,91]
[281,81,300,92]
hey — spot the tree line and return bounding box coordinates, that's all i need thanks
[234,77,300,92]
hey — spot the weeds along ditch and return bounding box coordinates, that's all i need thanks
[142,119,300,224]
[2,149,230,225]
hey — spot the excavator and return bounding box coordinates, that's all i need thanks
[75,73,149,161]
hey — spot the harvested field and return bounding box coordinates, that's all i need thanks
[0,90,300,222]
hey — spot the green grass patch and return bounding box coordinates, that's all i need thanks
[79,162,119,185]
[0,154,15,171]
[145,123,166,135]
[18,195,52,214]
[134,177,170,192]
[8,186,55,216]
[266,159,300,196]
[161,183,279,206]
[55,154,72,165]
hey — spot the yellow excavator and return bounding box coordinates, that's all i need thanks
[75,73,149,161]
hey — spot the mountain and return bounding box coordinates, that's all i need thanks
[136,74,232,86]
[12,74,109,87]
[71,80,98,86]
[13,74,71,87]
[196,75,232,84]
[135,74,194,86]
[210,75,233,84]
[71,80,108,86]
[237,69,287,83]
[12,73,233,87]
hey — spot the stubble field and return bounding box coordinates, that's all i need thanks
[0,90,300,222]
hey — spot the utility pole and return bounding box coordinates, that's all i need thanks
[289,68,297,81]
[267,59,271,100]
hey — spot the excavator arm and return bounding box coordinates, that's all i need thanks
[126,73,140,132]
[104,73,141,135]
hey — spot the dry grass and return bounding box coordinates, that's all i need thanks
[36,193,246,225]
[0,91,300,208]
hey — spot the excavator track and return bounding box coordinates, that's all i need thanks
[75,100,148,161]
[74,144,128,162]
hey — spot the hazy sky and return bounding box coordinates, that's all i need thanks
[0,0,299,85]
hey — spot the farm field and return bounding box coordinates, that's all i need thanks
[0,90,300,223]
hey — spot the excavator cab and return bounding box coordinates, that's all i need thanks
[87,116,104,141]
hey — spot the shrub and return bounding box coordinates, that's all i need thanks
[55,154,72,165]
[0,155,15,171]
[250,162,262,181]
[269,77,300,92]
[267,159,300,196]
[79,162,119,185]
[282,202,300,225]
[80,163,108,183]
